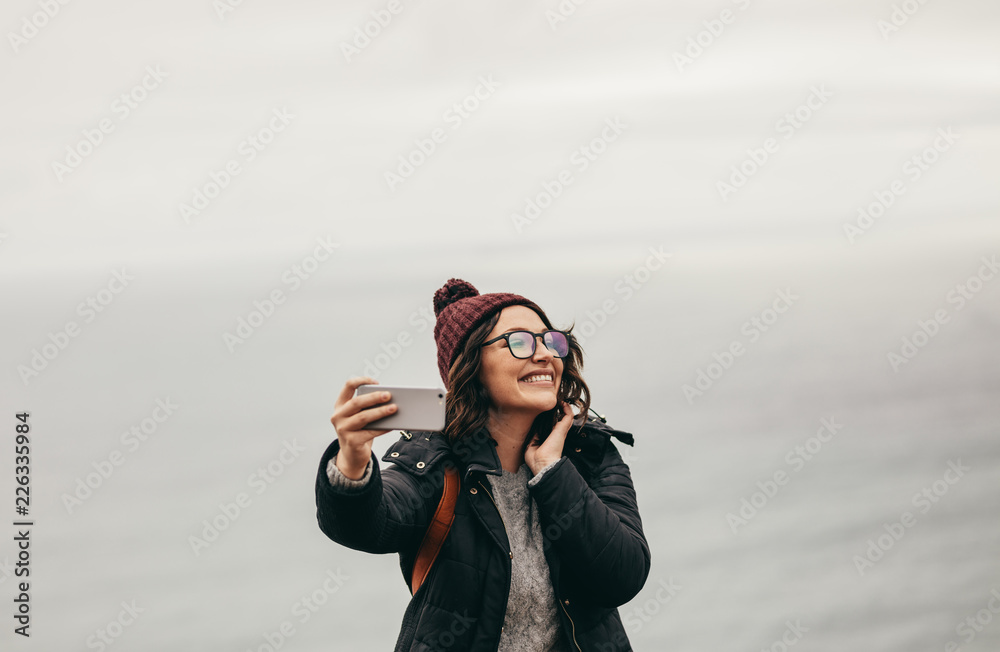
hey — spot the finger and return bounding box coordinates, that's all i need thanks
[336,376,378,409]
[331,390,392,429]
[353,426,392,440]
[525,435,540,457]
[547,404,574,441]
[342,388,393,417]
[342,402,398,432]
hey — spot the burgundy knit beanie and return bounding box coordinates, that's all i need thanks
[433,278,542,388]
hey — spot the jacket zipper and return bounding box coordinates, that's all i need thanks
[478,479,513,649]
[478,479,509,537]
[558,599,583,652]
[479,479,582,652]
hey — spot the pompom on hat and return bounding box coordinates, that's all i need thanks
[433,278,542,387]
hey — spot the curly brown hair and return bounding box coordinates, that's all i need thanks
[442,307,591,454]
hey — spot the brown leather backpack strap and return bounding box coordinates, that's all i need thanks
[410,465,460,595]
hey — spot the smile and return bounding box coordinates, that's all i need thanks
[519,374,553,384]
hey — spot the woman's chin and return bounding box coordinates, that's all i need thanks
[520,393,557,413]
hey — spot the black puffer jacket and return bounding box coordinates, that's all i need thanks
[314,416,650,651]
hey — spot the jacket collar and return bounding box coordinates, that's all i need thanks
[452,426,503,480]
[380,416,634,482]
[577,415,634,446]
[380,426,500,483]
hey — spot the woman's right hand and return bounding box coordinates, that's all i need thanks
[330,377,397,480]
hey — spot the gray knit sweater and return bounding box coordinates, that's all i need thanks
[490,461,572,652]
[327,454,572,652]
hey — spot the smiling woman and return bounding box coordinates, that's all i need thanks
[315,278,650,652]
[444,301,591,475]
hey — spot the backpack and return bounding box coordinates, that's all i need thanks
[409,464,459,594]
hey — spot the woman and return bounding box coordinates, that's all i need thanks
[315,278,650,651]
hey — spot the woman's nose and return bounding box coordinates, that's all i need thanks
[531,334,554,362]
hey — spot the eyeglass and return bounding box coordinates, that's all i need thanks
[481,330,570,359]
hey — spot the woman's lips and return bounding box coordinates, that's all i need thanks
[519,373,554,386]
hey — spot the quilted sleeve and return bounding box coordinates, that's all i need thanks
[528,438,651,607]
[314,438,441,556]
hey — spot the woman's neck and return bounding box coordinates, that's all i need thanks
[486,410,535,473]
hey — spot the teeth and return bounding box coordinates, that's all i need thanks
[521,374,552,384]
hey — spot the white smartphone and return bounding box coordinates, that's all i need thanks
[356,385,447,432]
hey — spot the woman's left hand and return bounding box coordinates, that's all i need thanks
[525,401,575,475]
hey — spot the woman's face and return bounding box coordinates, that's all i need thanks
[478,305,563,417]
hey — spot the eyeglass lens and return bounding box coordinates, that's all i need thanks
[507,331,569,359]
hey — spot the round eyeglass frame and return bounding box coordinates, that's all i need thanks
[481,330,570,359]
